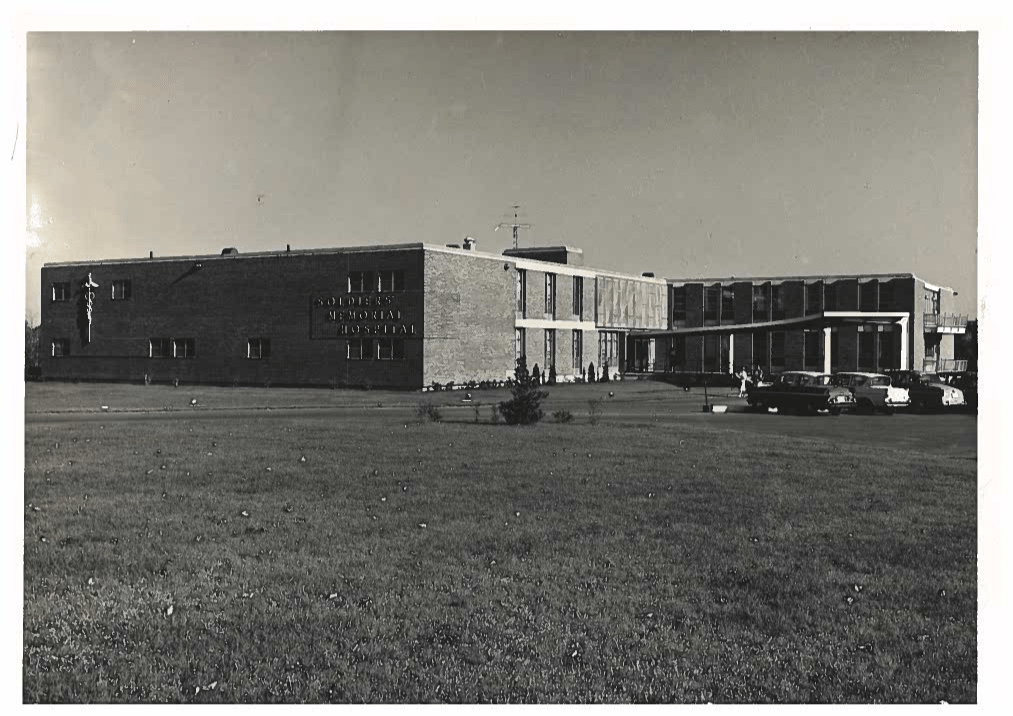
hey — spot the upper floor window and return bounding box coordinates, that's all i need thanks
[924,288,940,315]
[704,284,720,321]
[149,338,172,358]
[348,271,374,293]
[824,282,838,312]
[770,285,785,320]
[148,338,195,359]
[52,282,71,302]
[859,281,878,312]
[879,281,895,312]
[544,273,556,318]
[111,279,132,301]
[376,337,405,361]
[572,276,583,319]
[515,270,527,316]
[671,285,687,322]
[752,284,769,319]
[51,338,70,358]
[247,338,271,359]
[347,337,369,360]
[721,286,735,321]
[378,270,405,292]
[805,281,823,315]
[173,338,196,358]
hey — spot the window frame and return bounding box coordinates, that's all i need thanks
[149,338,172,358]
[347,337,369,361]
[51,282,71,302]
[111,279,132,301]
[671,285,687,322]
[572,276,583,319]
[720,285,735,322]
[515,328,526,363]
[247,337,271,360]
[516,269,527,317]
[572,329,582,373]
[378,270,405,293]
[51,338,70,358]
[347,271,375,293]
[544,329,556,370]
[375,337,405,361]
[544,273,556,318]
[704,284,720,321]
[173,338,196,359]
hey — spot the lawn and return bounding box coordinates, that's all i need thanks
[23,389,977,703]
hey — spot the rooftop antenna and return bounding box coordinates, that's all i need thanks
[494,205,532,250]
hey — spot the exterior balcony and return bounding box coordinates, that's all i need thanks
[923,314,968,333]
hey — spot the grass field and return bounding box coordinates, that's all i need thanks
[23,382,977,703]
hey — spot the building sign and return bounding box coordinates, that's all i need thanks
[310,293,417,339]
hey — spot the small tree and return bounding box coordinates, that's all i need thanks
[601,360,610,383]
[587,361,596,383]
[498,355,548,425]
[25,320,41,380]
[548,364,557,385]
[531,363,541,386]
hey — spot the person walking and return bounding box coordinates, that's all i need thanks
[738,366,752,398]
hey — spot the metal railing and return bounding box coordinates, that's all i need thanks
[924,314,968,331]
[922,358,968,372]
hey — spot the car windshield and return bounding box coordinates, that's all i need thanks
[921,374,946,385]
[870,377,890,387]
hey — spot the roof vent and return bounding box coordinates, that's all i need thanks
[446,243,461,249]
[221,247,239,256]
[642,271,655,278]
[463,237,477,250]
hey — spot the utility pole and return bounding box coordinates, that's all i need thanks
[494,205,532,250]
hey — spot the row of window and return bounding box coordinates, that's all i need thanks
[512,328,621,372]
[346,337,405,361]
[49,336,407,361]
[52,280,132,302]
[514,271,584,320]
[671,281,900,323]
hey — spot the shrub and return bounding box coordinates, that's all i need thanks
[444,381,455,392]
[587,361,596,383]
[429,381,443,392]
[588,397,604,425]
[601,361,610,383]
[531,364,541,386]
[416,400,443,422]
[498,356,548,425]
[552,408,574,423]
[489,404,501,424]
[548,364,557,385]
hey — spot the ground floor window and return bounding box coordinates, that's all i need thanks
[247,338,271,359]
[770,331,786,369]
[173,338,196,359]
[703,334,729,373]
[572,330,582,372]
[149,338,171,358]
[544,329,556,370]
[830,328,840,371]
[803,329,822,369]
[858,327,876,371]
[878,326,896,370]
[598,331,620,369]
[347,337,369,360]
[51,338,69,357]
[515,328,526,364]
[753,331,768,370]
[668,336,686,370]
[376,337,405,361]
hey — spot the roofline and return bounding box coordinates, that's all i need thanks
[502,245,584,255]
[665,272,955,292]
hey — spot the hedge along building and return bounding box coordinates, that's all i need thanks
[639,273,969,376]
[39,241,668,389]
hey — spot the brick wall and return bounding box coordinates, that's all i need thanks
[422,249,515,386]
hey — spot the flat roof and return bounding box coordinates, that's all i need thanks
[666,272,955,292]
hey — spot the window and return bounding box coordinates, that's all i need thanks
[51,338,70,358]
[572,276,583,319]
[347,271,374,293]
[669,336,686,369]
[879,281,895,312]
[721,286,735,321]
[830,328,840,370]
[824,282,838,312]
[704,284,720,321]
[515,328,526,363]
[752,284,769,321]
[878,326,895,369]
[805,281,822,315]
[544,273,556,318]
[516,270,527,316]
[671,285,687,322]
[376,337,405,361]
[149,338,172,358]
[52,282,71,302]
[111,279,132,301]
[598,331,620,367]
[770,331,786,368]
[544,329,556,370]
[173,338,196,358]
[858,328,876,370]
[753,331,768,368]
[378,270,404,293]
[770,285,785,320]
[803,329,821,368]
[924,288,940,315]
[247,338,271,359]
[860,281,878,312]
[572,330,582,372]
[347,337,369,360]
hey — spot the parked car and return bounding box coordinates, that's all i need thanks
[832,372,910,414]
[939,371,977,412]
[886,370,966,411]
[747,371,856,415]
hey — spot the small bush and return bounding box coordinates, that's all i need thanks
[548,364,557,385]
[531,364,541,385]
[489,404,501,424]
[498,356,548,425]
[430,381,443,392]
[601,361,610,383]
[587,362,596,383]
[444,381,455,392]
[588,397,604,425]
[552,408,574,423]
[416,400,443,422]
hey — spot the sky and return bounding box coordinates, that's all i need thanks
[24,31,978,319]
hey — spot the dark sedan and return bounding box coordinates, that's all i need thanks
[747,371,856,415]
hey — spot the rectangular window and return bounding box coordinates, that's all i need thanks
[544,329,556,370]
[52,282,71,302]
[860,281,878,312]
[770,331,786,368]
[347,271,374,293]
[858,328,876,370]
[516,269,527,316]
[572,329,582,372]
[703,334,720,372]
[770,285,786,321]
[111,279,132,301]
[805,281,823,315]
[721,286,735,322]
[544,273,556,318]
[704,284,720,321]
[149,338,171,358]
[347,337,368,360]
[51,338,70,358]
[378,270,405,293]
[669,336,686,369]
[878,325,895,369]
[803,329,821,369]
[515,328,526,363]
[752,284,769,321]
[879,281,895,312]
[247,338,271,359]
[376,337,404,361]
[924,288,940,315]
[824,282,838,312]
[753,331,769,369]
[173,338,196,358]
[572,276,583,319]
[671,285,687,322]
[598,331,619,368]
[830,328,840,370]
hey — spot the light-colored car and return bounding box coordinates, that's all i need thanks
[833,372,910,414]
[888,370,966,411]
